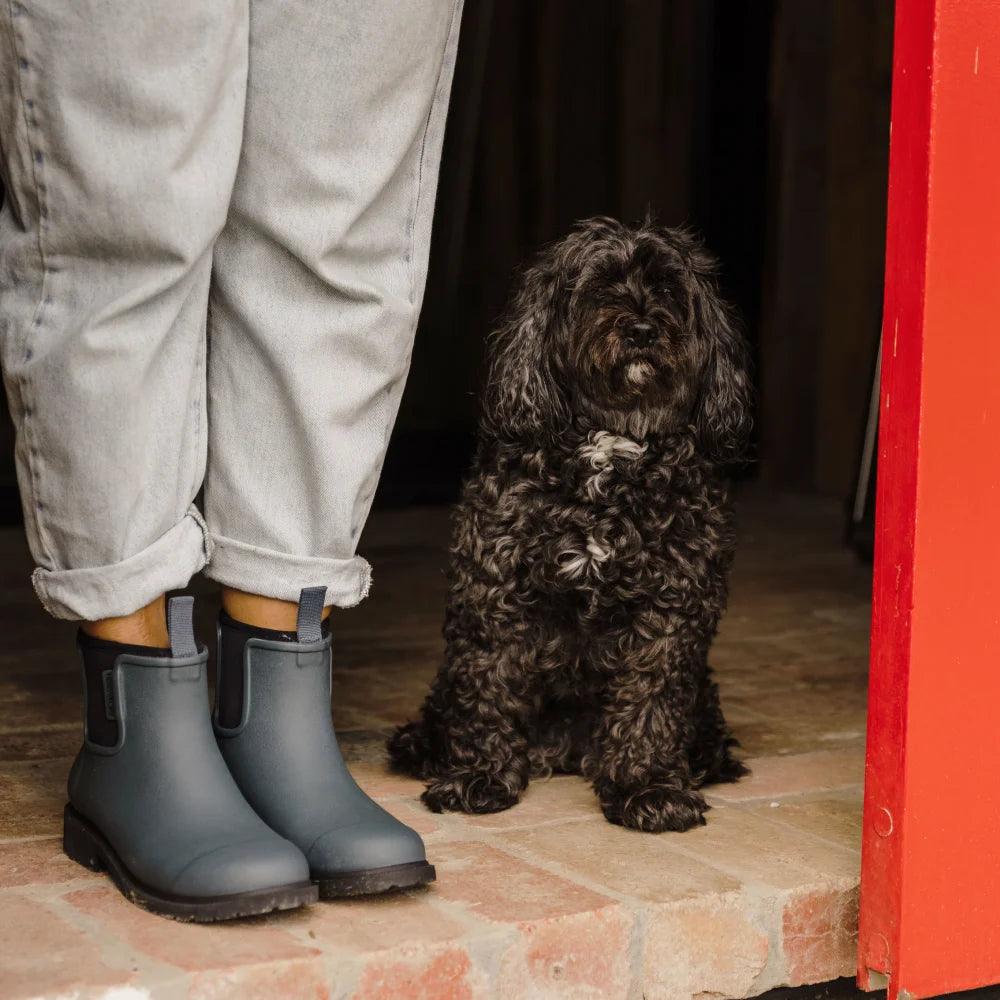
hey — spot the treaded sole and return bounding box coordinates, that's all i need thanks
[317,860,436,898]
[63,804,318,922]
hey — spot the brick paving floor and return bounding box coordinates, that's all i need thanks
[0,491,873,1000]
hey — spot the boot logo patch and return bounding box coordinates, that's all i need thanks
[101,670,116,721]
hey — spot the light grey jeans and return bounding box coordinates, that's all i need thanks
[0,0,462,620]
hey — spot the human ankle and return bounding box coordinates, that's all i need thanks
[81,594,169,647]
[220,587,330,632]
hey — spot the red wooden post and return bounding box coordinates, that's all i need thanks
[860,2,1000,998]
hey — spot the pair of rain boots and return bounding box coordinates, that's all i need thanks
[63,588,434,921]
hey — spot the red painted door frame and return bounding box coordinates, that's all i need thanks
[859,2,1000,998]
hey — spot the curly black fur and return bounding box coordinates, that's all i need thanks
[388,217,752,833]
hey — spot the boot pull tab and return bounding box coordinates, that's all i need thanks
[167,596,198,658]
[296,587,327,643]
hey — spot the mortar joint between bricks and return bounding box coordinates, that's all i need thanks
[625,902,650,1000]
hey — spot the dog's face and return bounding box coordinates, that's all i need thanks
[483,217,752,461]
[564,229,697,415]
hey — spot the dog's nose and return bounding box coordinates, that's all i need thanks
[627,320,657,348]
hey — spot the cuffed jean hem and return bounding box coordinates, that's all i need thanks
[202,533,373,609]
[31,506,214,621]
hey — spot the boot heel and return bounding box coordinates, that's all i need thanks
[63,804,106,873]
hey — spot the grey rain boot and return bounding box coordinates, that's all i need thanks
[214,587,435,897]
[64,597,317,921]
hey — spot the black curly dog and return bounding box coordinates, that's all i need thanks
[388,217,752,832]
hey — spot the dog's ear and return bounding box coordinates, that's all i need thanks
[689,250,753,464]
[481,253,572,441]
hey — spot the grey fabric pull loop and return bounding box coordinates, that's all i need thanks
[167,596,198,658]
[296,587,327,643]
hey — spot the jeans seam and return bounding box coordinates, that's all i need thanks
[407,0,462,308]
[348,2,461,553]
[5,0,56,567]
[192,268,208,508]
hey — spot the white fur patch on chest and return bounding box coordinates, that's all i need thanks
[578,430,647,501]
[578,430,647,468]
[556,532,610,580]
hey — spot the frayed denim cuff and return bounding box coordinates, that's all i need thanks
[202,532,372,608]
[31,506,213,621]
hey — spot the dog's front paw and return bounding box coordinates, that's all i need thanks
[600,785,709,833]
[421,770,525,815]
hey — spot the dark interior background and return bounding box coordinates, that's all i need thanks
[377,0,893,513]
[0,0,894,524]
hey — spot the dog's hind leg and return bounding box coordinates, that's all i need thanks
[386,717,437,779]
[688,671,749,787]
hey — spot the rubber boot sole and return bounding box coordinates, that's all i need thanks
[316,860,436,898]
[63,804,318,922]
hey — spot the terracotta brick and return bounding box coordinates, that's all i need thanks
[431,841,616,924]
[0,671,80,733]
[0,727,81,764]
[188,957,331,1000]
[496,905,634,1000]
[733,713,866,758]
[669,807,860,891]
[353,944,487,1000]
[338,729,398,765]
[463,777,601,831]
[0,758,68,839]
[349,760,429,800]
[768,629,872,663]
[745,791,864,853]
[714,628,869,666]
[782,884,859,985]
[705,749,864,803]
[334,642,442,681]
[769,654,871,685]
[64,885,319,973]
[0,892,133,998]
[294,889,468,955]
[643,897,769,1000]
[732,686,869,728]
[0,836,99,888]
[332,704,396,733]
[501,818,741,903]
[334,674,439,730]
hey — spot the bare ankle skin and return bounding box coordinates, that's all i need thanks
[220,587,331,631]
[81,594,169,647]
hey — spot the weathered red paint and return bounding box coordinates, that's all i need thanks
[860,2,1000,998]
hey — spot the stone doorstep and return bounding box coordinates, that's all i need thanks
[0,873,861,1000]
[0,785,862,1000]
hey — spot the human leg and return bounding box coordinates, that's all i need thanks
[203,0,463,607]
[0,0,315,917]
[206,0,463,894]
[0,0,249,621]
[82,595,169,647]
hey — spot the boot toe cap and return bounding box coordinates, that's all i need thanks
[306,815,427,876]
[171,836,311,898]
